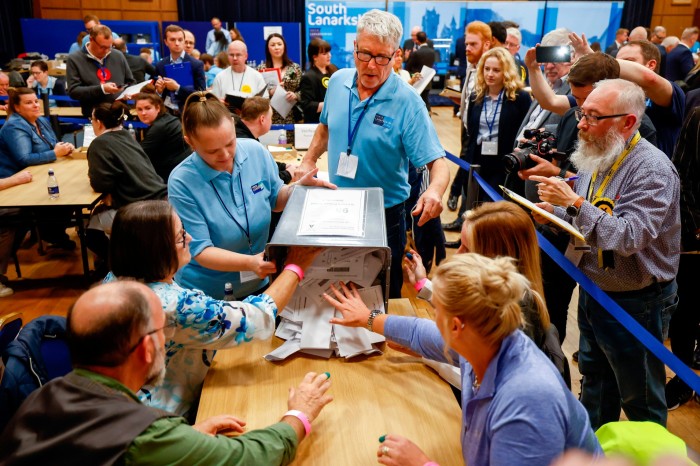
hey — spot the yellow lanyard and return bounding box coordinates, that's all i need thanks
[587,132,641,203]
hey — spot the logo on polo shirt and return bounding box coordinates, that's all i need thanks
[373,113,393,129]
[251,182,264,194]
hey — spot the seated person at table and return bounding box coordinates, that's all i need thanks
[325,253,601,466]
[134,90,191,183]
[235,97,295,184]
[0,88,74,178]
[26,60,68,108]
[168,92,334,300]
[0,72,9,111]
[105,199,321,418]
[86,101,166,262]
[0,171,33,298]
[0,88,76,250]
[0,281,333,464]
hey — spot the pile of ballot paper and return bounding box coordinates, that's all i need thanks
[265,247,387,361]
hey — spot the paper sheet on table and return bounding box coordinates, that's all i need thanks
[413,65,436,95]
[333,285,386,357]
[270,85,295,118]
[299,300,335,350]
[116,80,153,100]
[500,185,585,242]
[264,338,301,361]
[297,189,366,237]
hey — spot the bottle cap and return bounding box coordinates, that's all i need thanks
[48,169,54,175]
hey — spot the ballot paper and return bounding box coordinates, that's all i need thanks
[265,250,387,362]
[297,189,366,237]
[413,65,437,95]
[82,124,96,148]
[270,85,295,118]
[116,79,153,100]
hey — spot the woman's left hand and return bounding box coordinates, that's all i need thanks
[297,167,337,190]
[324,282,371,328]
[377,435,431,466]
[285,91,297,103]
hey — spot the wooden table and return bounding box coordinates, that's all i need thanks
[0,106,83,118]
[271,149,329,173]
[197,298,465,466]
[0,155,103,277]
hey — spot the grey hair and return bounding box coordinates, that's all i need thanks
[506,27,521,44]
[541,28,571,46]
[357,9,403,49]
[661,36,679,48]
[594,79,646,131]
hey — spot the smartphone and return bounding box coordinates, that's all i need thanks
[536,45,572,63]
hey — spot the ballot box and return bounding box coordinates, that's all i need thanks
[265,186,392,360]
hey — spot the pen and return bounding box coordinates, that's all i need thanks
[563,175,579,182]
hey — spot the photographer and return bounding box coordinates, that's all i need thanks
[514,51,657,345]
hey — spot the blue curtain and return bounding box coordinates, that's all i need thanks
[620,0,654,30]
[177,0,305,23]
[0,0,32,65]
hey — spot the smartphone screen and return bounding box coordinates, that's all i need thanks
[536,46,572,63]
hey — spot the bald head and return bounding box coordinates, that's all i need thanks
[113,38,127,53]
[228,40,248,72]
[628,26,648,42]
[69,281,162,368]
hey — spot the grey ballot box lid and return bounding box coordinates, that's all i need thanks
[265,186,391,308]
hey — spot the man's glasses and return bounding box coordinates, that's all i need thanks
[355,49,395,66]
[574,109,627,126]
[126,321,177,355]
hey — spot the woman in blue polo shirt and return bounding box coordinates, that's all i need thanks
[168,91,334,299]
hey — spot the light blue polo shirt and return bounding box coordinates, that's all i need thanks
[168,138,283,299]
[320,68,445,208]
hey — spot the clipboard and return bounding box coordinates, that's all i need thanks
[500,185,586,242]
[164,62,194,88]
[225,93,247,114]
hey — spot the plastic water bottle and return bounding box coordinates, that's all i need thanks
[278,130,287,145]
[47,169,59,200]
[224,282,235,301]
[127,123,136,140]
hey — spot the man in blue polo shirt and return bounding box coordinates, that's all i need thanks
[297,9,448,299]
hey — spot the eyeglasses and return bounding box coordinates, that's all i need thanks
[355,49,395,66]
[575,109,627,126]
[126,321,177,355]
[176,227,187,248]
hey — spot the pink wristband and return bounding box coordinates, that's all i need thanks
[415,278,428,292]
[284,264,304,281]
[423,462,440,466]
[284,409,311,436]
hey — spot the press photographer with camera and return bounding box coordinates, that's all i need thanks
[513,51,658,346]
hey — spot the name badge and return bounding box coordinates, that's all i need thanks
[337,151,358,179]
[240,270,258,283]
[373,113,394,130]
[482,139,498,156]
[564,237,591,267]
[251,182,264,194]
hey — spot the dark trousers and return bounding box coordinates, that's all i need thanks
[669,253,700,365]
[540,227,577,344]
[385,202,406,299]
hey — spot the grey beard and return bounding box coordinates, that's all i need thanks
[570,130,628,174]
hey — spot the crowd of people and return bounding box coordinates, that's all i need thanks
[0,7,699,466]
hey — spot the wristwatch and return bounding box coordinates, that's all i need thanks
[566,196,585,217]
[367,310,382,331]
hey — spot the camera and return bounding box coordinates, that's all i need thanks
[503,129,566,173]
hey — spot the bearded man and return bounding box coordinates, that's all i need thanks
[531,79,680,430]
